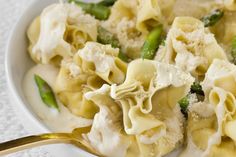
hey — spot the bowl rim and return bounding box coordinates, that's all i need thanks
[5,0,50,133]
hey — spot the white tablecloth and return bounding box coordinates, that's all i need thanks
[0,0,51,156]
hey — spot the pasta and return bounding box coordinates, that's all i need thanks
[155,16,227,77]
[202,59,236,95]
[181,59,236,157]
[27,3,98,64]
[25,1,236,157]
[54,42,127,119]
[108,59,193,156]
[136,0,163,33]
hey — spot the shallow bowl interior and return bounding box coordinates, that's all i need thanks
[5,0,94,156]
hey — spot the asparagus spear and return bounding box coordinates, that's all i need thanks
[98,0,117,6]
[178,96,189,118]
[201,9,224,27]
[34,74,59,111]
[97,26,120,48]
[231,36,236,64]
[141,25,163,60]
[68,0,110,20]
[97,26,129,62]
[190,82,204,96]
[118,51,129,63]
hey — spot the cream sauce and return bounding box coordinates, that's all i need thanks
[23,64,92,132]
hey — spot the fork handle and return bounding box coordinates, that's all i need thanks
[0,133,72,156]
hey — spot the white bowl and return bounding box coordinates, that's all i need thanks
[5,0,95,156]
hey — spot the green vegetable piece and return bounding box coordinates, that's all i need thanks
[118,51,129,62]
[201,9,224,27]
[231,36,236,64]
[34,74,59,111]
[97,26,120,48]
[141,25,163,60]
[190,82,204,96]
[97,26,129,62]
[178,96,189,117]
[68,0,110,20]
[98,0,117,6]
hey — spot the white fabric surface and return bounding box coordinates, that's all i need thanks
[0,0,51,156]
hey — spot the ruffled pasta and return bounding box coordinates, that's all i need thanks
[54,42,127,119]
[155,17,227,77]
[84,85,132,157]
[110,59,194,156]
[82,57,194,157]
[181,59,236,157]
[136,0,163,33]
[27,3,98,64]
[181,87,236,157]
[102,0,145,59]
[76,42,127,84]
[202,59,236,96]
[107,0,138,25]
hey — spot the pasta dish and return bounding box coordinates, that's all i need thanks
[23,0,236,156]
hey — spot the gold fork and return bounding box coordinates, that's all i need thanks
[0,127,102,156]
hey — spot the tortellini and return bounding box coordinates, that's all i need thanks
[202,59,236,95]
[107,0,138,24]
[84,85,132,157]
[136,0,163,33]
[102,0,145,59]
[182,87,236,157]
[27,3,98,64]
[110,59,194,156]
[181,59,236,157]
[55,42,127,119]
[155,17,227,77]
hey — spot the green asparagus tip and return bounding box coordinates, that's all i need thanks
[141,25,163,60]
[190,82,204,96]
[98,0,117,6]
[97,26,129,62]
[97,26,120,48]
[201,9,224,27]
[34,74,59,111]
[69,0,111,20]
[118,51,129,63]
[178,96,189,118]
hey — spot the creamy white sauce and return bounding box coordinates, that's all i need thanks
[86,107,130,157]
[23,64,92,132]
